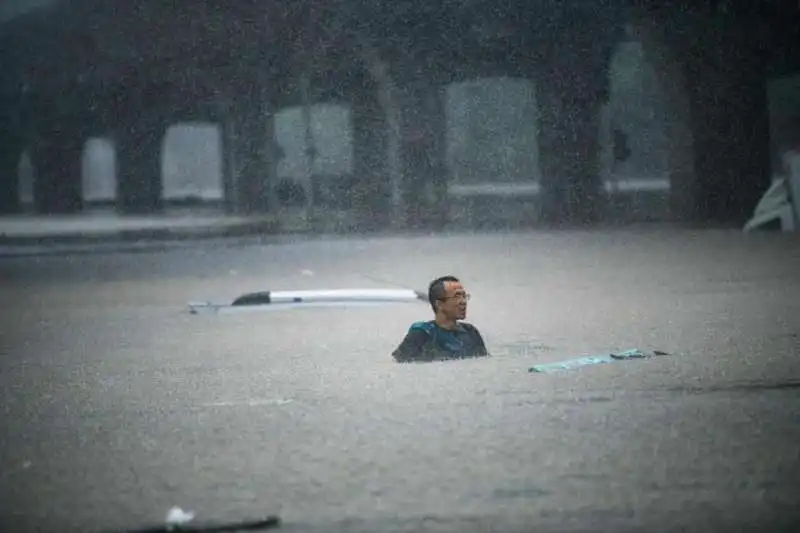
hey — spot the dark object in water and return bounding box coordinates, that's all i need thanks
[108,515,281,533]
[232,291,276,305]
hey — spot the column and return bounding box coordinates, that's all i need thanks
[401,81,448,230]
[626,10,698,223]
[116,117,166,214]
[535,18,616,226]
[359,47,405,229]
[31,116,84,214]
[221,84,274,214]
[538,82,604,224]
[683,19,771,224]
[0,120,23,214]
[351,77,390,229]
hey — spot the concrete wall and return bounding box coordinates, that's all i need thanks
[13,46,676,217]
[767,73,800,176]
[446,42,673,223]
[18,123,226,209]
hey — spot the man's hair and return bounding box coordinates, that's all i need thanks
[428,275,460,312]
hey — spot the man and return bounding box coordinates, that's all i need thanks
[392,275,490,362]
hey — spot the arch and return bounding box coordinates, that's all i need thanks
[600,37,672,221]
[17,149,34,211]
[444,76,541,227]
[81,137,116,209]
[274,102,354,210]
[618,6,786,224]
[162,122,223,206]
[624,11,699,222]
[445,76,540,188]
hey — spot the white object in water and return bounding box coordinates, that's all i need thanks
[744,150,800,232]
[265,288,422,303]
[188,287,425,314]
[166,506,196,529]
[743,178,796,232]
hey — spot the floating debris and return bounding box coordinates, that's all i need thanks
[529,349,672,374]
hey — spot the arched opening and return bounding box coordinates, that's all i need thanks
[17,150,34,212]
[274,103,354,215]
[162,122,223,208]
[81,137,116,211]
[444,76,540,228]
[624,15,695,222]
[600,38,672,222]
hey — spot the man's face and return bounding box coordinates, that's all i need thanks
[438,280,469,320]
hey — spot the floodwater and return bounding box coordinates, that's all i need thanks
[1,228,799,533]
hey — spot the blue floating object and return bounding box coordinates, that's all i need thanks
[529,349,663,374]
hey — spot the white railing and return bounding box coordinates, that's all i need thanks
[447,178,670,197]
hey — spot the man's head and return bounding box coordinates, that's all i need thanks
[428,275,470,321]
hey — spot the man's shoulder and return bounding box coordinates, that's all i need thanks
[458,321,482,334]
[407,320,482,334]
[408,320,436,334]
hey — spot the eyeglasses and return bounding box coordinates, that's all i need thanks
[440,292,471,302]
